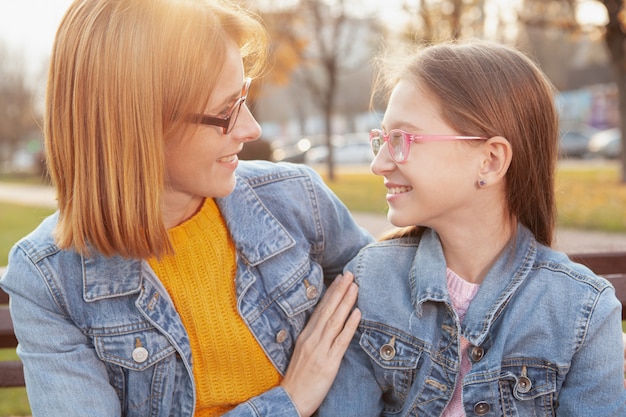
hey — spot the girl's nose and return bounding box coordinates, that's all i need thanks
[370,145,396,176]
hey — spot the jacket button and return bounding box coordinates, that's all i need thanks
[470,346,484,362]
[379,336,396,360]
[473,401,490,415]
[132,347,149,363]
[276,329,288,344]
[517,376,532,393]
[305,285,318,300]
[380,343,396,360]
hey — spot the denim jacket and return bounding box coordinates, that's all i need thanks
[0,161,373,417]
[319,226,626,416]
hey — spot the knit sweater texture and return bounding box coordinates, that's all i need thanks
[149,198,281,416]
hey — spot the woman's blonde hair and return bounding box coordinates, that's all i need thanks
[374,40,559,246]
[45,0,268,258]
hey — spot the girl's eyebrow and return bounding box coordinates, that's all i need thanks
[382,121,422,132]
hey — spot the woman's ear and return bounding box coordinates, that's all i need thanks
[477,136,512,187]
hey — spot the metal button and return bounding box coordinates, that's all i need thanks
[470,346,484,362]
[473,401,490,415]
[132,347,149,363]
[517,376,532,393]
[305,285,318,300]
[303,279,318,300]
[379,336,396,360]
[516,366,532,393]
[276,329,288,344]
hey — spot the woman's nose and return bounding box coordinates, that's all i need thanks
[233,103,262,143]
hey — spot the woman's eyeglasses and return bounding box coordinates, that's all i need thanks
[369,128,487,163]
[191,77,252,134]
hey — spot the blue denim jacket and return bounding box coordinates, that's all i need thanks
[0,161,373,417]
[319,227,626,416]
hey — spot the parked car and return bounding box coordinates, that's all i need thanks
[271,137,312,163]
[305,141,373,165]
[587,128,622,159]
[558,126,597,158]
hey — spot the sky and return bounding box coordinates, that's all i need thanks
[0,0,74,76]
[0,0,609,81]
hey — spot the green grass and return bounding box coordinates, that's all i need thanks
[0,350,29,416]
[0,203,55,266]
[555,163,626,232]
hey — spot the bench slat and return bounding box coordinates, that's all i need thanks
[0,360,25,388]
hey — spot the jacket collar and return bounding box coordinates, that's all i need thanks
[411,225,537,345]
[82,254,144,301]
[82,173,296,299]
[217,174,295,266]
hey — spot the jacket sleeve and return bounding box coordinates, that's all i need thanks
[556,286,626,416]
[224,386,301,416]
[1,246,123,417]
[303,165,374,282]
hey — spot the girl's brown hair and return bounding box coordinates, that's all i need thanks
[374,40,559,247]
[45,0,268,258]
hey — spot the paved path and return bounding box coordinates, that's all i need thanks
[1,182,626,254]
[352,215,626,254]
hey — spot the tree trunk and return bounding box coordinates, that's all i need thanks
[602,0,626,182]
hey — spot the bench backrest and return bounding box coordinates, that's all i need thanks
[1,252,625,388]
[0,286,24,387]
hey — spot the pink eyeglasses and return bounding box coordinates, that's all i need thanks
[369,129,487,163]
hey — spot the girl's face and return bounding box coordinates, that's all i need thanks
[371,79,483,231]
[163,43,261,220]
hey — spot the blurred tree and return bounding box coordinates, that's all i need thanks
[398,0,487,44]
[0,43,41,174]
[258,0,380,181]
[600,0,626,182]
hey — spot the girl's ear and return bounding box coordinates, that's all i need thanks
[477,136,512,187]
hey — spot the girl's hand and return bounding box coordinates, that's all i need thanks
[280,272,360,417]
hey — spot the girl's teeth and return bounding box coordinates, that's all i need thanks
[388,186,413,194]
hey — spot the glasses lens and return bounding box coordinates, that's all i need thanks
[370,131,383,155]
[388,131,406,161]
[225,78,251,134]
[225,100,243,134]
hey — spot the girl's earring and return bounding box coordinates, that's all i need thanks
[479,179,486,187]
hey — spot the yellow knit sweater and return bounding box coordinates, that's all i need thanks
[149,198,281,416]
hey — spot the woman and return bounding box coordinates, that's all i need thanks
[0,1,372,416]
[319,40,626,416]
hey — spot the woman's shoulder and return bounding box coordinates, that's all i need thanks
[235,160,321,184]
[10,211,61,262]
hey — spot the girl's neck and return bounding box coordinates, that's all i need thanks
[438,214,516,285]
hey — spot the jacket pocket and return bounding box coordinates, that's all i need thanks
[499,359,559,416]
[275,261,323,318]
[359,323,422,414]
[94,324,177,371]
[93,323,180,416]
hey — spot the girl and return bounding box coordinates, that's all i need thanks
[319,40,626,416]
[0,1,372,416]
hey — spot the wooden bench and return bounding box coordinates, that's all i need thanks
[0,286,24,388]
[1,252,625,389]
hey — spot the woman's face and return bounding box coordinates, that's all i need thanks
[371,79,483,231]
[162,43,261,222]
